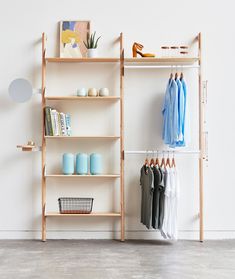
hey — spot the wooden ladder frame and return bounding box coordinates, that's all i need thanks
[121,33,205,242]
[41,33,125,242]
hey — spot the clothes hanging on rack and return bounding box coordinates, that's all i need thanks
[139,159,179,240]
[162,76,187,147]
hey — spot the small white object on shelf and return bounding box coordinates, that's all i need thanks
[99,88,109,96]
[87,49,98,58]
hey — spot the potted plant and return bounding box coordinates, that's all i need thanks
[84,31,101,58]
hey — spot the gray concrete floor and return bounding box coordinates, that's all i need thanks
[0,240,235,279]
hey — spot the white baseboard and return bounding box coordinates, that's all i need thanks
[0,230,235,240]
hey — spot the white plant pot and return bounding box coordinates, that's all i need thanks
[88,49,98,58]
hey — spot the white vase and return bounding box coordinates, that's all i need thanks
[88,49,98,58]
[99,88,109,97]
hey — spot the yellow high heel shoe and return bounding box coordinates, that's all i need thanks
[132,42,155,58]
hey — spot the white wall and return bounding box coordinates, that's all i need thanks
[0,0,234,240]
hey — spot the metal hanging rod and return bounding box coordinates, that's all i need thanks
[124,150,201,155]
[124,65,200,69]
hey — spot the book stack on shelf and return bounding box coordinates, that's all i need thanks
[45,106,71,136]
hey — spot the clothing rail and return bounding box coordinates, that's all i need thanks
[124,150,201,155]
[124,65,200,69]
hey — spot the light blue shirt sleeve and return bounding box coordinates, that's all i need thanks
[181,78,187,136]
[169,80,178,148]
[176,79,185,142]
[175,78,187,147]
[162,79,172,144]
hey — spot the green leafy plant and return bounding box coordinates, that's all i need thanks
[84,31,101,49]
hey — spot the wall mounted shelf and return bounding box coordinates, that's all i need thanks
[17,145,41,152]
[124,57,199,64]
[44,136,120,140]
[46,58,120,63]
[45,174,120,178]
[45,96,120,101]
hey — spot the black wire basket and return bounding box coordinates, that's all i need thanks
[58,197,94,214]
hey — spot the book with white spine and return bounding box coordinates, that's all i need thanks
[60,112,67,136]
[51,109,59,136]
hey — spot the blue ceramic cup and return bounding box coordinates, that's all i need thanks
[90,153,102,175]
[76,153,88,175]
[77,88,87,97]
[62,153,74,175]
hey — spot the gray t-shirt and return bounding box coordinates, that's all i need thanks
[158,167,166,230]
[140,165,154,229]
[152,166,165,229]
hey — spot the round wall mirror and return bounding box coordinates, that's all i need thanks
[8,79,33,103]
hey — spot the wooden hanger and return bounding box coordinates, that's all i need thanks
[144,157,149,167]
[144,151,149,167]
[150,157,155,167]
[161,152,166,167]
[170,66,173,79]
[171,151,176,167]
[175,71,178,80]
[166,151,171,167]
[155,151,159,167]
[180,71,183,80]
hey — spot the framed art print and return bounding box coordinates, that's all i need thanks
[60,20,90,58]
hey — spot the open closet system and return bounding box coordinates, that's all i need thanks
[40,32,205,242]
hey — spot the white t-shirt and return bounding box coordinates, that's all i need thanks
[161,166,179,240]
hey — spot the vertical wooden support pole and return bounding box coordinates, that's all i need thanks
[41,33,46,242]
[198,33,204,242]
[120,33,125,242]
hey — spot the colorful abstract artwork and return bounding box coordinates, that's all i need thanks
[60,21,90,58]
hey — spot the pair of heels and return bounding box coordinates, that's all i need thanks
[132,42,155,58]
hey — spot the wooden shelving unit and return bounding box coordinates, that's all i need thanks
[41,33,125,242]
[40,32,204,242]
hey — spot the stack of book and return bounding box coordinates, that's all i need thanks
[45,106,71,136]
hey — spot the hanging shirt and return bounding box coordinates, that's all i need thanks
[162,78,178,147]
[152,166,165,229]
[180,77,190,145]
[180,77,187,137]
[158,167,166,230]
[175,78,185,146]
[161,166,179,240]
[170,166,180,240]
[140,165,154,229]
[161,166,171,239]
